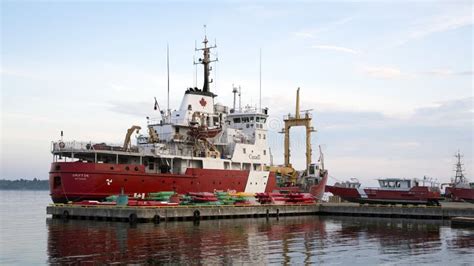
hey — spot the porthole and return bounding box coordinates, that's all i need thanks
[134,166,139,171]
[125,166,130,171]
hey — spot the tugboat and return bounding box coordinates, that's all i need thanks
[48,33,328,203]
[443,151,474,203]
[326,177,442,205]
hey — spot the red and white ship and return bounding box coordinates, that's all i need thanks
[49,34,328,203]
[326,177,442,205]
[443,151,474,203]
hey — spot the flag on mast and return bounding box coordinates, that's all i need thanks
[154,97,159,111]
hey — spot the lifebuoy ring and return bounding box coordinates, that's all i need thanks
[59,142,65,149]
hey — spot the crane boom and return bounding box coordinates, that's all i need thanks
[123,125,141,151]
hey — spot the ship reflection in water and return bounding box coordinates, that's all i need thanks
[46,216,473,264]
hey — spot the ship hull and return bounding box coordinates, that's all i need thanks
[445,187,474,203]
[49,162,327,203]
[326,185,441,205]
[310,171,328,200]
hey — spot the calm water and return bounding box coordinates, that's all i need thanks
[0,191,473,265]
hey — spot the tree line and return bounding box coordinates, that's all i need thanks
[0,178,49,190]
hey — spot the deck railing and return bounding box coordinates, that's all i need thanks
[51,141,134,153]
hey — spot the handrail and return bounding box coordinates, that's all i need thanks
[51,141,132,153]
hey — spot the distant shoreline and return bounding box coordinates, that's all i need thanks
[0,179,49,190]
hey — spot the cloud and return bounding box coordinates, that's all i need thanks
[422,69,474,76]
[0,67,45,81]
[395,12,473,46]
[360,66,472,80]
[312,97,473,182]
[362,66,402,79]
[294,31,315,39]
[409,14,472,39]
[411,97,473,126]
[108,101,155,118]
[311,45,359,54]
[236,4,287,19]
[293,16,354,39]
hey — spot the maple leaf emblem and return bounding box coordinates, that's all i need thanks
[199,97,207,107]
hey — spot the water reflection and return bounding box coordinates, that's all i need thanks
[46,216,473,264]
[47,216,326,264]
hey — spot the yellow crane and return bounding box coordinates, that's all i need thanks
[267,88,316,185]
[281,88,315,179]
[123,125,141,151]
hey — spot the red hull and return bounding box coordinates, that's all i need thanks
[49,162,327,203]
[445,187,474,203]
[326,185,441,205]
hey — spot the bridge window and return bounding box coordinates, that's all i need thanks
[243,148,246,154]
[233,118,241,123]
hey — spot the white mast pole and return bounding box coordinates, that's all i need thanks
[259,48,262,112]
[167,43,170,118]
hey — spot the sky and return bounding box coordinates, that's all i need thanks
[1,0,473,186]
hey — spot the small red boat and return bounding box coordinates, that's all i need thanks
[326,177,441,205]
[443,151,474,203]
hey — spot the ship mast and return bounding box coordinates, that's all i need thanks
[195,26,218,94]
[454,151,466,185]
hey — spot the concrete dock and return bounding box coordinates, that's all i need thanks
[319,202,474,219]
[47,202,474,223]
[47,204,319,223]
[451,216,474,227]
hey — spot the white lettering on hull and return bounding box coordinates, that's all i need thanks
[72,173,88,181]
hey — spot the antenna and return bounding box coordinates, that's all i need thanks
[259,48,262,112]
[238,85,242,111]
[232,84,238,111]
[167,43,170,116]
[194,25,217,93]
[193,55,197,87]
[214,49,218,91]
